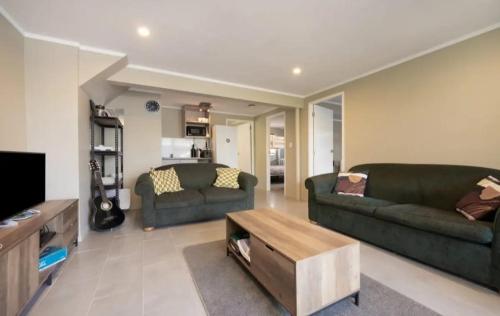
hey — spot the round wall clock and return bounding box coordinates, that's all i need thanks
[145,100,160,112]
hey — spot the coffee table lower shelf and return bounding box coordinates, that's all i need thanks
[226,244,251,268]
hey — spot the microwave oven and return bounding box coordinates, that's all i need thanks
[186,125,208,137]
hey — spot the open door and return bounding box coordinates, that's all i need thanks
[313,105,334,175]
[310,94,343,176]
[266,112,286,193]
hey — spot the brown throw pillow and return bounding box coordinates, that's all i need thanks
[334,172,368,197]
[456,176,500,220]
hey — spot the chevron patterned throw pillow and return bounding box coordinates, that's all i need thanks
[214,168,241,189]
[149,168,183,195]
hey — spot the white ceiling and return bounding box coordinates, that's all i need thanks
[1,0,500,96]
[155,89,276,117]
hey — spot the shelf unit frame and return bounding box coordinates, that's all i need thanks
[90,111,124,231]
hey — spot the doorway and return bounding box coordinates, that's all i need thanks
[266,112,286,194]
[308,93,344,176]
[226,119,255,174]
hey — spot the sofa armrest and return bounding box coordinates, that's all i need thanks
[492,209,500,256]
[238,172,258,191]
[305,173,338,222]
[305,173,338,196]
[134,173,157,228]
[135,173,154,196]
[490,208,500,290]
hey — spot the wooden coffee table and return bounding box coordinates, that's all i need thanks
[226,208,360,316]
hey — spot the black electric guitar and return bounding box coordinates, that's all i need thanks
[89,159,125,230]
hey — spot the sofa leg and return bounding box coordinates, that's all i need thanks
[310,220,318,225]
[352,292,360,306]
[143,227,155,232]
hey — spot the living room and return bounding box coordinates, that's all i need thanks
[0,1,499,316]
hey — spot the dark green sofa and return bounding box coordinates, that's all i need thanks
[135,163,257,229]
[305,163,500,290]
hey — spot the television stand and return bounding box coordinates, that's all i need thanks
[11,209,40,221]
[0,219,18,229]
[0,199,78,316]
[39,230,56,249]
[0,208,42,229]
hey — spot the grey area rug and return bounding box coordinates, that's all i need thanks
[183,240,441,316]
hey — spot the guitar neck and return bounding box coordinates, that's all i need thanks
[94,170,111,203]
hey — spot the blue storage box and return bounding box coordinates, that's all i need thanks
[39,246,68,271]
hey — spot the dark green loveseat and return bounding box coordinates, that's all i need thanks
[135,163,257,229]
[305,163,500,290]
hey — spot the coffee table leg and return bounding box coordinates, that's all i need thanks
[353,292,360,306]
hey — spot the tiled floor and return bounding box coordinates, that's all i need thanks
[28,190,500,316]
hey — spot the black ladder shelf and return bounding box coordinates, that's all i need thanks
[90,106,124,230]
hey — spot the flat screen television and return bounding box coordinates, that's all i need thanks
[0,151,45,222]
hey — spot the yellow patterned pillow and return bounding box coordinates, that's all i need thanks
[213,168,240,189]
[149,168,183,195]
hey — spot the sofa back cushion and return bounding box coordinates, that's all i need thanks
[155,163,228,189]
[350,163,500,213]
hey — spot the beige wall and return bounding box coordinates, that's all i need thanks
[25,38,80,201]
[78,89,91,238]
[302,28,500,199]
[108,92,162,209]
[80,51,128,105]
[0,15,26,151]
[284,109,299,199]
[210,112,252,126]
[254,113,267,189]
[79,50,125,86]
[299,107,308,200]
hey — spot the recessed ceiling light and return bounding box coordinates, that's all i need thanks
[292,67,302,75]
[137,26,150,37]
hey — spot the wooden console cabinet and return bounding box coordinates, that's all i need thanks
[227,208,360,316]
[0,199,78,316]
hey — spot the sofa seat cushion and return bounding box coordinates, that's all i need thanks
[315,193,395,216]
[155,189,204,209]
[201,187,247,204]
[374,204,494,244]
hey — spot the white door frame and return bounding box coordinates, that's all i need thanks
[226,119,255,175]
[266,112,286,193]
[308,92,345,177]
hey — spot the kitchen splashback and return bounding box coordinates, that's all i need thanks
[162,138,209,158]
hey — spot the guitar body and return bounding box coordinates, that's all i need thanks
[89,159,125,231]
[90,196,125,230]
